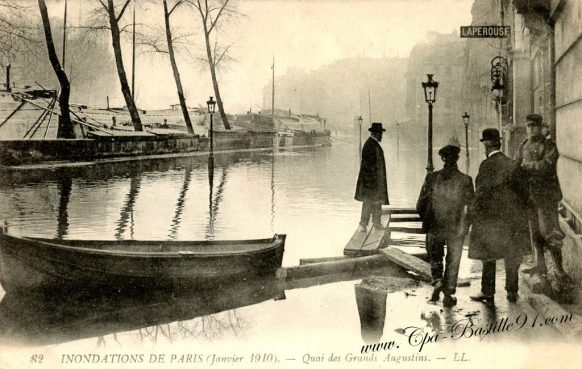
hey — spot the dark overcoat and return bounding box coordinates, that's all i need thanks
[416,165,474,238]
[514,136,562,207]
[468,152,531,260]
[355,137,389,204]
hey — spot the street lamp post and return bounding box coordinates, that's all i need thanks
[207,96,216,170]
[358,115,363,160]
[421,74,439,173]
[491,56,507,151]
[396,122,400,153]
[462,112,470,173]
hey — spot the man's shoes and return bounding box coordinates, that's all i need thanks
[469,292,494,304]
[429,281,442,302]
[507,292,518,303]
[357,225,367,232]
[443,294,457,308]
[373,223,386,230]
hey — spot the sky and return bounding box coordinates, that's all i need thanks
[44,0,473,112]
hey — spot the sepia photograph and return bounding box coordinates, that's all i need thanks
[0,0,581,368]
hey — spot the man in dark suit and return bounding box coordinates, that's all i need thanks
[355,122,389,231]
[417,139,474,307]
[469,129,531,304]
[514,114,567,278]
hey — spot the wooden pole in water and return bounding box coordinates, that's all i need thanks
[5,64,10,92]
[271,56,275,125]
[368,88,372,124]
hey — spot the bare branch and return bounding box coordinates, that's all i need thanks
[116,0,133,23]
[208,0,230,34]
[214,43,232,67]
[99,0,108,12]
[168,0,185,16]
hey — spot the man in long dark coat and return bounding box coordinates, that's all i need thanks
[514,114,567,278]
[469,129,530,304]
[355,122,389,231]
[417,140,474,307]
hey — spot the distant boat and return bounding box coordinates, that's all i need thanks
[0,227,285,292]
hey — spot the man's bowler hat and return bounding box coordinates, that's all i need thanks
[368,122,386,133]
[526,114,543,126]
[480,128,501,142]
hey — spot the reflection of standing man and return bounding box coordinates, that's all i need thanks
[469,129,530,304]
[514,114,567,278]
[417,139,474,307]
[355,123,389,232]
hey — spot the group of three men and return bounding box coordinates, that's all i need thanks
[355,115,566,307]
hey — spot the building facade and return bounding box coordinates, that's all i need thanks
[508,0,582,282]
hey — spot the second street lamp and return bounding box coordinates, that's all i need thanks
[462,112,470,173]
[491,56,507,151]
[421,74,439,173]
[358,115,363,160]
[207,96,216,169]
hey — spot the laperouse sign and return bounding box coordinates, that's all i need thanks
[460,26,511,38]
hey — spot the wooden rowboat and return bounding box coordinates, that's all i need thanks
[0,226,285,292]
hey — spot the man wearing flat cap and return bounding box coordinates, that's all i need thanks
[469,129,530,304]
[515,114,567,278]
[355,122,389,231]
[417,137,474,307]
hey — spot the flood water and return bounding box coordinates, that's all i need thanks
[0,135,425,266]
[0,136,562,359]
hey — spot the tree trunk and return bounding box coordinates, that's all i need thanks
[163,0,193,134]
[107,0,142,131]
[204,30,231,130]
[37,0,75,138]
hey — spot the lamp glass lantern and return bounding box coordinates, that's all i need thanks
[207,96,216,113]
[421,74,439,104]
[462,112,470,127]
[491,78,504,98]
[357,115,363,126]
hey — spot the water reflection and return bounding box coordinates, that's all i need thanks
[0,279,286,347]
[56,176,72,239]
[115,176,141,240]
[206,166,229,240]
[168,167,192,239]
[355,284,387,343]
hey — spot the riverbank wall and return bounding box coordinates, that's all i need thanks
[0,130,331,166]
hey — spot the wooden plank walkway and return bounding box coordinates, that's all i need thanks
[343,214,390,256]
[379,248,432,282]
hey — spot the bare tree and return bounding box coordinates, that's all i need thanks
[0,1,40,84]
[94,0,143,131]
[188,0,239,130]
[37,0,75,138]
[162,0,194,134]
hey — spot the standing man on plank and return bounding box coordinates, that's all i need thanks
[355,122,389,232]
